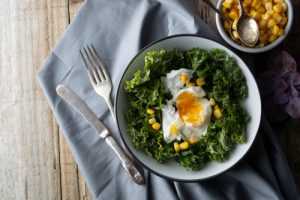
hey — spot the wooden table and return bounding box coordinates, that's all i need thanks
[0,0,299,199]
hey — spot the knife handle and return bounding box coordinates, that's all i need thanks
[105,135,144,185]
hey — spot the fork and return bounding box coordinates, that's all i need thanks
[79,44,116,122]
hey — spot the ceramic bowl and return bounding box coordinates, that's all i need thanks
[115,34,261,181]
[216,0,293,53]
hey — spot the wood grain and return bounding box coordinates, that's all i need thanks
[0,0,299,199]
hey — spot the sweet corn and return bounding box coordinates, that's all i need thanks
[262,13,271,21]
[147,108,155,115]
[273,4,283,13]
[254,1,262,10]
[209,98,216,107]
[186,82,195,87]
[274,0,283,3]
[273,25,280,35]
[223,1,232,9]
[188,136,198,145]
[256,6,266,14]
[179,141,189,150]
[174,142,180,152]
[278,28,285,36]
[251,0,259,8]
[265,2,273,11]
[232,19,238,30]
[152,122,161,130]
[233,30,239,40]
[273,12,283,24]
[281,3,287,12]
[251,11,261,21]
[170,124,179,136]
[148,118,156,125]
[213,109,223,119]
[214,104,220,110]
[196,77,205,86]
[267,19,276,29]
[258,20,267,29]
[180,73,189,83]
[280,16,288,26]
[259,33,269,43]
[224,21,230,31]
[269,34,278,43]
[228,9,239,20]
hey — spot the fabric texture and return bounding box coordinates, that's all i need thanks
[37,0,299,199]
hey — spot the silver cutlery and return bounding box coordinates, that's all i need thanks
[56,85,144,185]
[79,44,116,122]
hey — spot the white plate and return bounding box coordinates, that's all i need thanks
[115,35,261,181]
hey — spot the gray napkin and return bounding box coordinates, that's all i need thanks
[37,0,299,199]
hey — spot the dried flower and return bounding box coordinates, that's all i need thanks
[259,51,300,122]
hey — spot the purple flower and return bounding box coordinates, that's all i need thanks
[259,51,300,122]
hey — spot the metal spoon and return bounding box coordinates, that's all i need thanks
[236,0,259,47]
[201,0,242,44]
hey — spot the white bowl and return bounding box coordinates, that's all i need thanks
[115,35,261,181]
[216,0,294,53]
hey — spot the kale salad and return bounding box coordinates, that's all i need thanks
[124,48,250,170]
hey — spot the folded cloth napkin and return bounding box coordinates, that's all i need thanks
[37,0,299,199]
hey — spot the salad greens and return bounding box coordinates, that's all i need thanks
[125,48,250,170]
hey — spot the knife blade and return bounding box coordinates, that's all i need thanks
[56,84,144,185]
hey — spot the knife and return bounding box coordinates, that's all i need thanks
[56,85,144,185]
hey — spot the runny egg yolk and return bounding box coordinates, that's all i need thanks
[176,91,204,125]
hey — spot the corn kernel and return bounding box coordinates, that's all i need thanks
[228,9,239,20]
[254,2,262,10]
[281,3,287,12]
[214,105,220,110]
[180,73,189,83]
[196,77,205,86]
[213,109,223,119]
[258,20,267,29]
[244,0,252,4]
[256,6,266,14]
[266,9,274,16]
[147,108,155,115]
[278,28,285,36]
[251,11,261,21]
[179,141,189,150]
[186,82,195,87]
[210,98,216,107]
[222,7,227,14]
[269,34,278,43]
[223,1,232,9]
[233,30,239,40]
[152,122,161,130]
[274,0,283,3]
[232,19,238,30]
[273,4,283,13]
[170,124,179,136]
[259,33,269,43]
[273,12,282,24]
[280,16,288,26]
[273,25,280,35]
[188,136,198,145]
[251,0,259,7]
[148,118,156,125]
[262,13,271,21]
[265,2,273,11]
[267,19,276,29]
[224,21,230,31]
[174,142,180,152]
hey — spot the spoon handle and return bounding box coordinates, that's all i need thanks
[201,0,230,24]
[237,0,245,16]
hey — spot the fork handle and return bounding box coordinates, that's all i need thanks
[105,134,144,185]
[105,98,117,123]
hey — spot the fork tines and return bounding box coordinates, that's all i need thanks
[79,44,108,85]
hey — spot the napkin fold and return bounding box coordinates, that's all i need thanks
[37,0,299,199]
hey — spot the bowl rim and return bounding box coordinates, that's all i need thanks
[115,34,261,182]
[215,0,294,53]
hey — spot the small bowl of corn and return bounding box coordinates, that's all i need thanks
[216,0,293,53]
